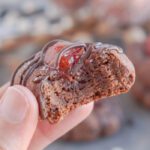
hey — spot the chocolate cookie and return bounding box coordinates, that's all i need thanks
[62,98,123,141]
[11,40,135,123]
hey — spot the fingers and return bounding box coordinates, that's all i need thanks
[0,85,39,150]
[28,102,94,150]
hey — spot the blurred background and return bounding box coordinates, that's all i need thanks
[0,0,150,150]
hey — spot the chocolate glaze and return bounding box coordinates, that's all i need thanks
[11,55,35,85]
[71,43,92,74]
[95,43,123,54]
[11,40,123,86]
[11,40,59,86]
[22,40,60,85]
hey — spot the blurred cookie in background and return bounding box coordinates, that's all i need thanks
[62,97,123,141]
[125,26,150,108]
[91,0,129,26]
[93,21,118,38]
[67,30,94,42]
[0,0,75,52]
[55,0,89,10]
[91,0,150,26]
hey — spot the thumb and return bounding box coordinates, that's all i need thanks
[0,85,39,150]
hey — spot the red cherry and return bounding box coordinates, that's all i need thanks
[59,56,70,71]
[59,47,84,71]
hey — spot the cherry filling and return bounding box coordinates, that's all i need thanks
[44,42,68,67]
[44,41,86,72]
[59,47,85,72]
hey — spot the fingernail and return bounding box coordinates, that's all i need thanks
[0,86,29,124]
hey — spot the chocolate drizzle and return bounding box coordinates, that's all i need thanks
[22,40,61,85]
[11,40,91,86]
[11,40,123,86]
[94,43,123,54]
[70,43,92,74]
[11,55,35,85]
[11,40,60,86]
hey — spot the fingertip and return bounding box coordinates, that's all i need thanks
[13,85,35,99]
[13,85,39,113]
[0,85,39,150]
[11,85,39,127]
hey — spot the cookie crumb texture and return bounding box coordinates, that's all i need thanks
[11,40,135,123]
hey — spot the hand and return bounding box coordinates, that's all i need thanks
[0,83,93,150]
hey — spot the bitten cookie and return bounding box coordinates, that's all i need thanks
[11,39,135,123]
